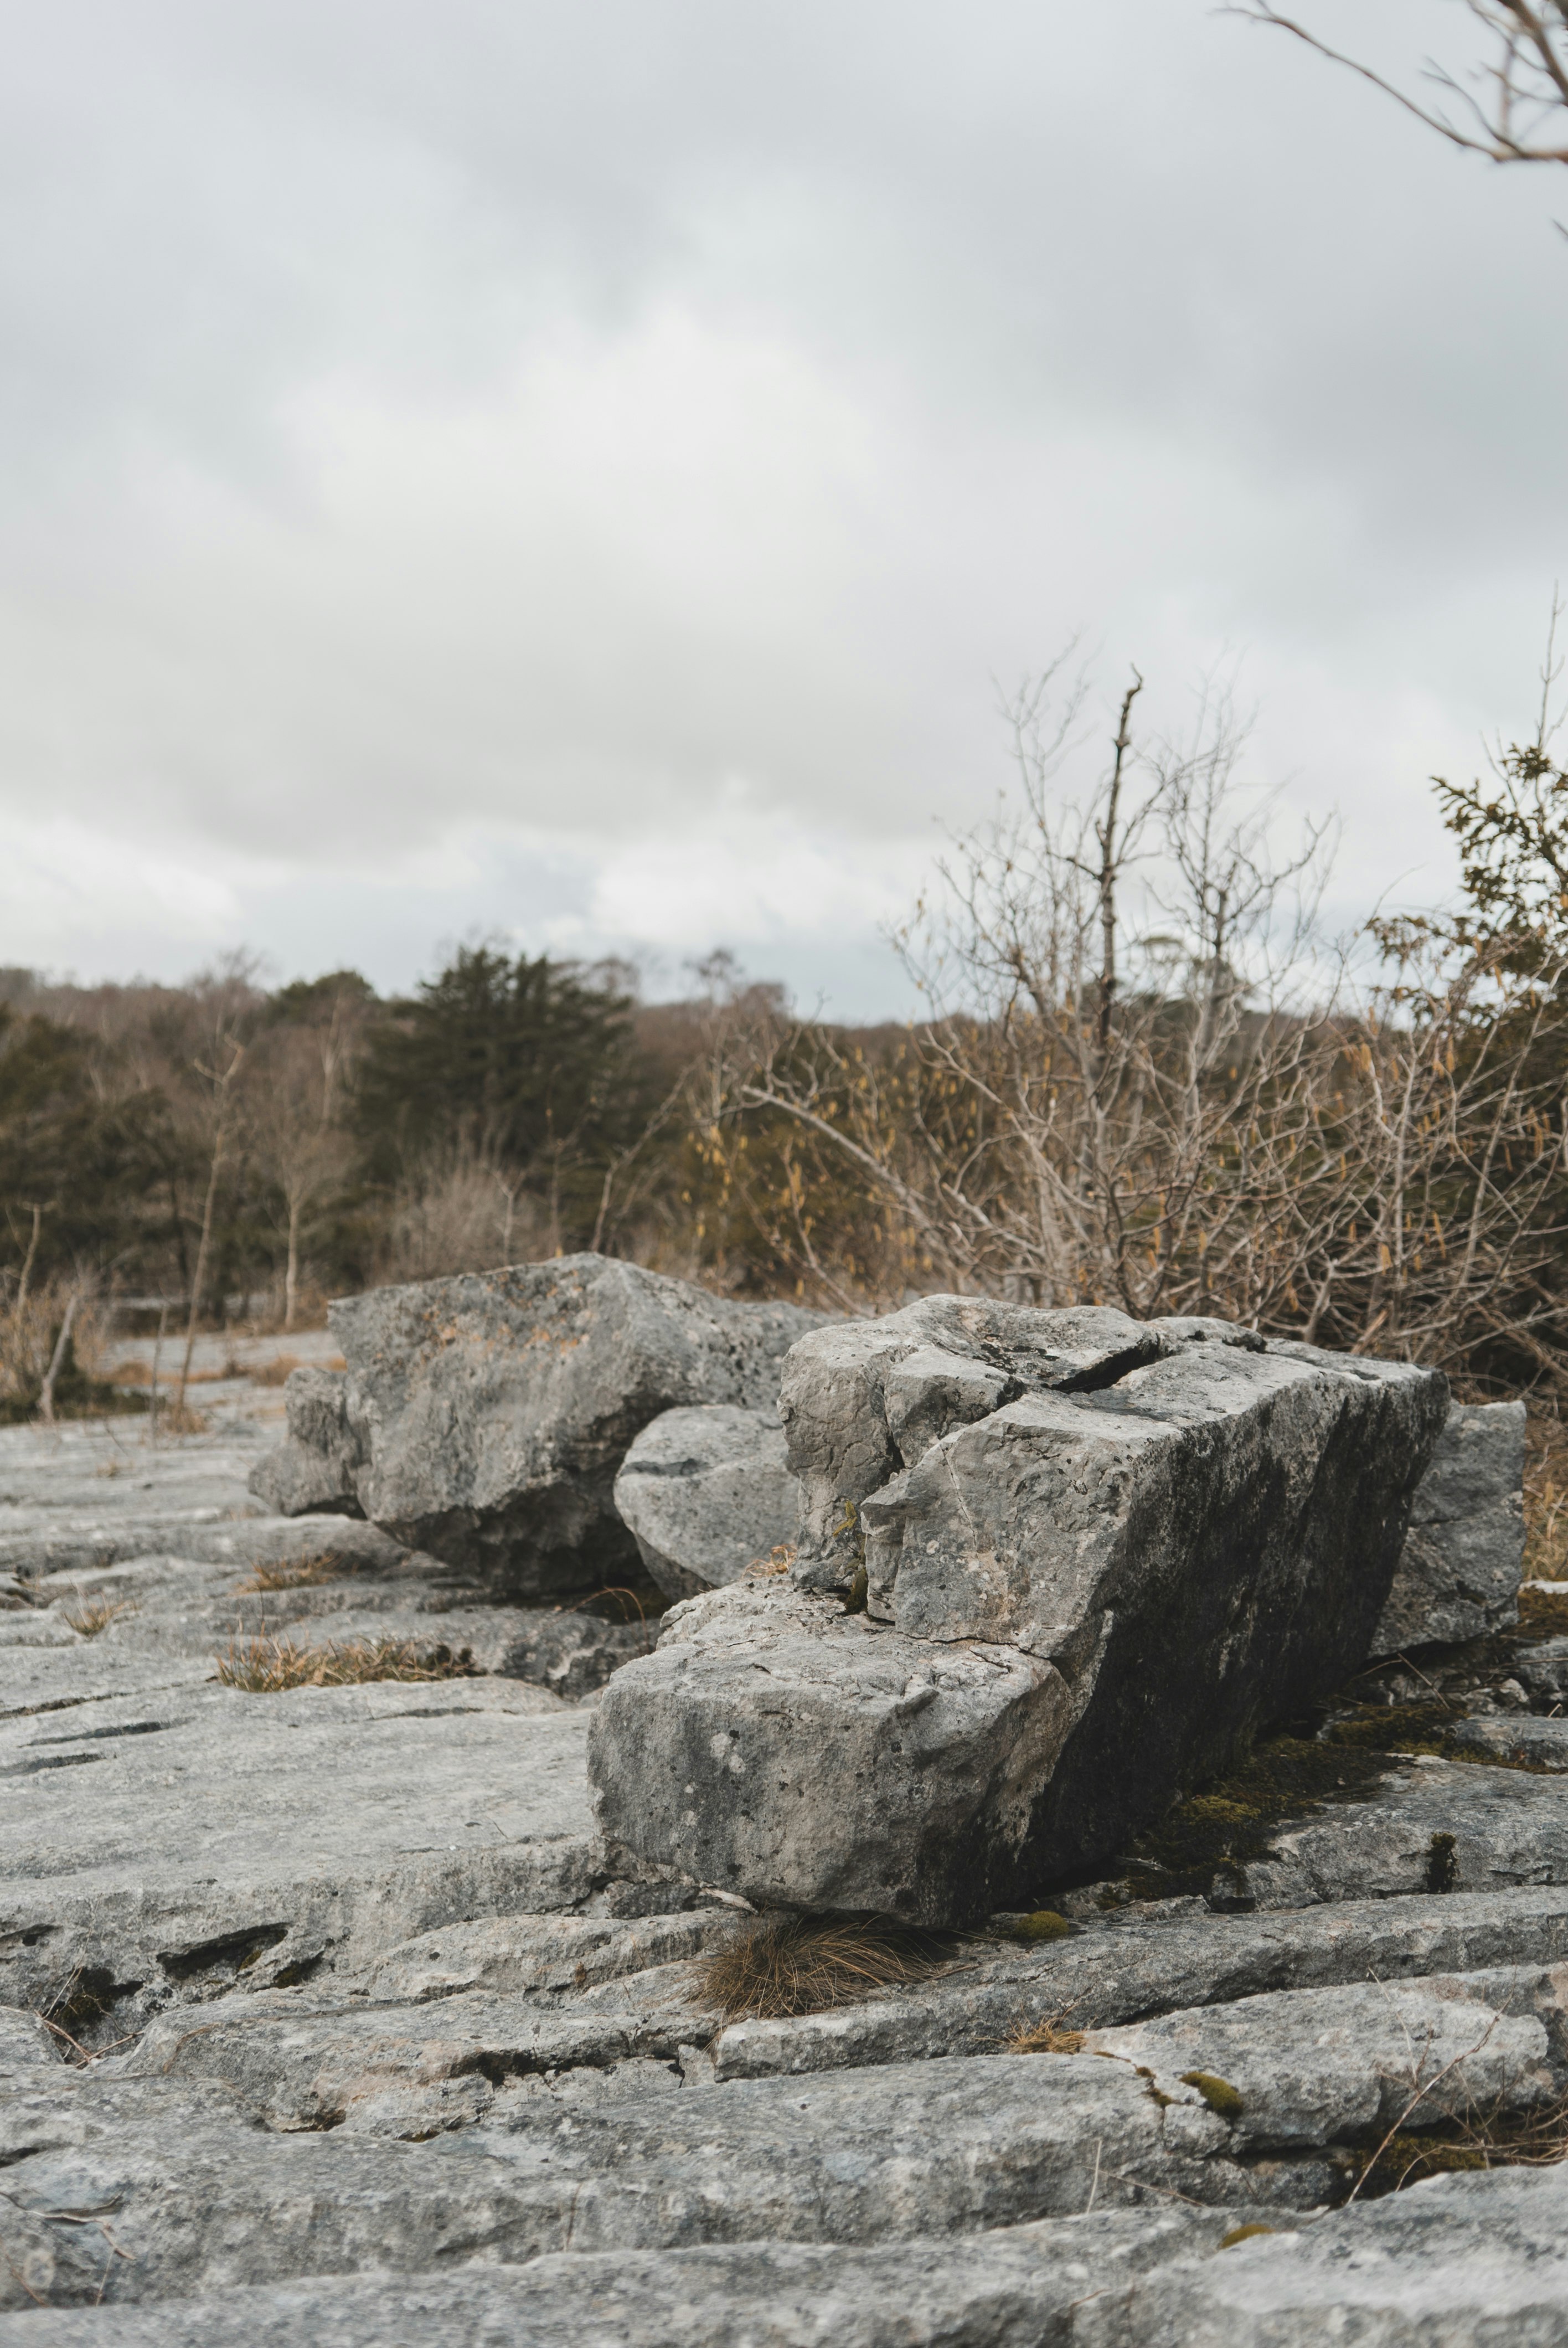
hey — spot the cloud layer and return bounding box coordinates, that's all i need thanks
[2,1,1564,1010]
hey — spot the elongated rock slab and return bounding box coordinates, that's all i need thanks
[1371,1397,1526,1654]
[594,1302,1448,1919]
[613,1404,798,1599]
[0,2210,1236,2346]
[0,1682,596,2025]
[251,1255,824,1597]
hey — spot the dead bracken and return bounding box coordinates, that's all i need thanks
[214,1634,477,1692]
[699,1913,954,2022]
[235,1553,352,1593]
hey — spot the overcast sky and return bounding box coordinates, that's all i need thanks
[3,0,1565,1013]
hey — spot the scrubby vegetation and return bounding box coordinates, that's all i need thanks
[7,649,1568,1420]
[700,1913,954,2021]
[214,1634,478,1691]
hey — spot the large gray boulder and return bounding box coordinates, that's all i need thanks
[613,1405,798,1600]
[1371,1397,1526,1654]
[247,1257,825,1598]
[247,1365,365,1517]
[591,1299,1448,1920]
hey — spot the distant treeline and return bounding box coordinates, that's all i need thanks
[6,663,1568,1409]
[0,948,806,1333]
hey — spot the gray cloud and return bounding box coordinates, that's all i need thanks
[1,0,1562,1008]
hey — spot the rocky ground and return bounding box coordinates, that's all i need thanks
[7,1357,1568,2341]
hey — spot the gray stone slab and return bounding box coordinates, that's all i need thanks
[1241,1759,1568,1908]
[1076,2161,1568,2346]
[0,2208,1236,2345]
[362,1907,740,2003]
[1087,1962,1565,2149]
[613,1403,798,1599]
[1,1684,597,2021]
[711,1886,1568,2081]
[111,1985,712,2136]
[1371,1398,1526,1653]
[0,2051,1290,2310]
[0,1418,269,1579]
[1451,1713,1568,1768]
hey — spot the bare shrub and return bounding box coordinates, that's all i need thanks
[700,1914,952,2021]
[154,1400,208,1436]
[1230,5,1568,173]
[709,656,1568,1391]
[1525,1410,1568,1580]
[379,1147,549,1284]
[0,1276,125,1422]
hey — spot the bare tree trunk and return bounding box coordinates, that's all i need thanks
[37,1293,79,1427]
[284,1192,301,1332]
[13,1202,46,1328]
[1096,671,1143,1068]
[177,1049,243,1414]
[148,1300,168,1444]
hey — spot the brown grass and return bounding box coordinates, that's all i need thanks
[1520,1584,1568,1635]
[1355,2092,1568,2196]
[699,1913,953,2021]
[1525,1409,1568,1583]
[248,1353,305,1387]
[214,1634,477,1691]
[1003,2012,1085,2053]
[112,1360,225,1390]
[234,1553,351,1593]
[61,1597,135,1638]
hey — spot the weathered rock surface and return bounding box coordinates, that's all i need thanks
[710,1885,1568,2082]
[249,1255,824,1597]
[0,2208,1235,2347]
[1077,2163,1568,2345]
[591,1577,1062,1919]
[0,2046,1302,2314]
[0,1681,597,2027]
[1086,1961,1566,2149]
[1371,1398,1526,1654]
[613,1403,797,1599]
[12,1353,1568,2342]
[595,1300,1448,1918]
[246,1364,366,1517]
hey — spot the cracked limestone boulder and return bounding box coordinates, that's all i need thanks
[1370,1398,1526,1654]
[248,1364,367,1517]
[613,1405,799,1601]
[249,1255,824,1599]
[590,1300,1448,1921]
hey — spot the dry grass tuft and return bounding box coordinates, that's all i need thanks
[235,1553,350,1593]
[215,1634,477,1691]
[61,1597,135,1638]
[700,1913,953,2021]
[1525,1410,1568,1583]
[1355,2089,1568,2197]
[1520,1584,1568,1635]
[1003,2012,1085,2054]
[248,1353,304,1387]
